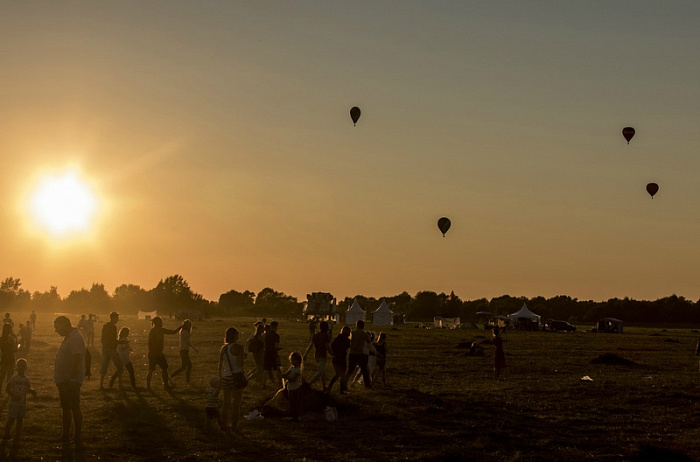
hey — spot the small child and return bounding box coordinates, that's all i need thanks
[206,376,222,431]
[282,351,303,421]
[2,358,36,455]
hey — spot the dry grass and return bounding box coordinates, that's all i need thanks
[5,314,700,461]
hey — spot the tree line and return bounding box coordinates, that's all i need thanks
[1,276,699,324]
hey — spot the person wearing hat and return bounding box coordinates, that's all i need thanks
[146,317,183,391]
[100,312,122,390]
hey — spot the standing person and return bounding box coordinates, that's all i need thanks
[493,328,506,379]
[308,317,317,339]
[303,321,332,391]
[17,324,27,352]
[245,323,265,387]
[3,314,13,328]
[327,326,351,394]
[110,327,135,389]
[29,311,36,330]
[170,319,198,384]
[23,321,32,353]
[100,312,122,390]
[86,315,96,349]
[372,332,388,387]
[282,351,303,421]
[263,321,282,388]
[218,327,246,433]
[146,317,183,391]
[344,320,372,390]
[2,358,37,456]
[53,316,86,446]
[77,315,88,340]
[0,324,18,391]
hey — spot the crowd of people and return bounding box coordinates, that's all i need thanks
[0,311,394,456]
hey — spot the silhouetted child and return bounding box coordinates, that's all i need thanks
[282,351,303,421]
[206,376,222,431]
[2,358,36,456]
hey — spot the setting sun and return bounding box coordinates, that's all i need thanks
[28,170,99,237]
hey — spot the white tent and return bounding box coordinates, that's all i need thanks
[345,299,365,326]
[373,299,393,326]
[508,303,541,322]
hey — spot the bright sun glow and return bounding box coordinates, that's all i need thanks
[28,171,98,237]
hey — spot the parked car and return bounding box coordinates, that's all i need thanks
[547,319,576,332]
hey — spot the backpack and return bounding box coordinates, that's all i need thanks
[247,335,263,353]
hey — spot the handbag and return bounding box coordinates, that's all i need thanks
[225,344,248,390]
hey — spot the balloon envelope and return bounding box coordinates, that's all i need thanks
[437,217,451,237]
[646,183,659,198]
[350,106,361,126]
[622,127,635,144]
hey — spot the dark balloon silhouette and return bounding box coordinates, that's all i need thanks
[437,217,451,237]
[622,127,635,144]
[350,106,361,126]
[646,183,659,198]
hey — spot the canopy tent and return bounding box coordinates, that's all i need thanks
[372,299,393,326]
[593,318,624,333]
[345,299,365,326]
[508,303,541,322]
[137,310,157,320]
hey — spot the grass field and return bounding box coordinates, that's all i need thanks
[5,313,700,461]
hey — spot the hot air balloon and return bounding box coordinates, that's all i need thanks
[350,106,361,126]
[646,183,659,198]
[437,217,451,237]
[622,127,635,144]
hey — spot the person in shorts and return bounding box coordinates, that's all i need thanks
[2,358,36,455]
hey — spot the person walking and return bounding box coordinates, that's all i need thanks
[344,320,372,390]
[0,324,18,391]
[327,325,351,394]
[110,327,136,389]
[146,317,183,391]
[100,312,122,390]
[53,316,86,446]
[218,327,246,433]
[493,327,506,379]
[303,321,332,391]
[170,319,198,384]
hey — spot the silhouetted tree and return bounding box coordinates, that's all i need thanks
[218,289,256,315]
[150,275,197,316]
[255,287,302,318]
[31,286,62,313]
[113,284,151,315]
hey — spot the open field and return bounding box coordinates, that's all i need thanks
[6,313,700,461]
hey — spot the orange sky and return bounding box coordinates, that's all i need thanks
[2,2,700,303]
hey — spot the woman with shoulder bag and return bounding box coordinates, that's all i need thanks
[219,327,247,433]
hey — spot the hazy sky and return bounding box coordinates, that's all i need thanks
[2,2,700,303]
